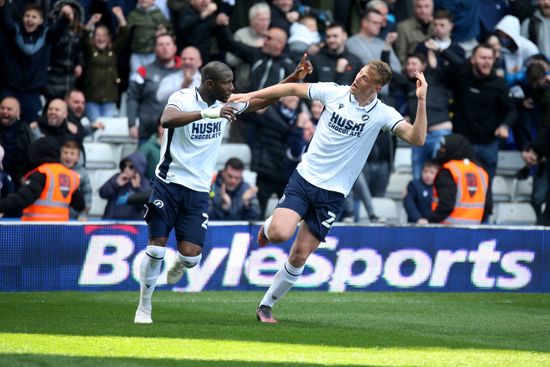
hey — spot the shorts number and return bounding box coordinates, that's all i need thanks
[202,213,209,229]
[321,211,336,229]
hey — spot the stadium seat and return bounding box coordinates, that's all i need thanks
[361,197,400,224]
[494,203,537,225]
[386,173,412,200]
[83,142,117,169]
[89,169,119,192]
[216,143,252,170]
[492,175,511,203]
[394,147,412,174]
[94,117,134,143]
[89,193,108,218]
[496,151,524,176]
[512,177,533,202]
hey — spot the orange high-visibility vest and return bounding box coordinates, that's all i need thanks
[22,163,80,221]
[432,159,488,225]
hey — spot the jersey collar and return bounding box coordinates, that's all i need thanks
[194,88,222,108]
[349,92,379,112]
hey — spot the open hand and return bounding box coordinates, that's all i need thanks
[220,105,237,122]
[228,93,252,104]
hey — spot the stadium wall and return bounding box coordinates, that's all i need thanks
[1,222,549,293]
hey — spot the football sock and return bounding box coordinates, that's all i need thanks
[263,215,273,240]
[139,245,166,309]
[260,260,304,308]
[178,253,202,269]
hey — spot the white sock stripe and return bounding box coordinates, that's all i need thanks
[284,262,303,277]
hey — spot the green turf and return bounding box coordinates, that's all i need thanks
[0,291,549,366]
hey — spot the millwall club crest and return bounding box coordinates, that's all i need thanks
[338,103,344,109]
[59,174,71,198]
[362,115,369,121]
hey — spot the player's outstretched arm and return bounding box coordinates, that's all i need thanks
[161,105,237,128]
[243,53,313,112]
[229,83,310,104]
[394,71,428,147]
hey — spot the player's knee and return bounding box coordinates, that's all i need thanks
[267,222,292,243]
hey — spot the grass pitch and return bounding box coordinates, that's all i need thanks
[0,291,549,366]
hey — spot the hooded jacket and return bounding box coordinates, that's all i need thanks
[0,137,84,216]
[428,134,492,223]
[495,15,539,98]
[99,151,150,220]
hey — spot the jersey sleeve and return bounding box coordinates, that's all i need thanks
[225,101,249,115]
[165,91,188,112]
[307,82,340,105]
[382,106,406,134]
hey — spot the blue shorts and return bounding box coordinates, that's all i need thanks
[277,171,346,242]
[144,179,209,246]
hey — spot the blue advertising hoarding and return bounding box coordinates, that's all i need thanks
[0,222,548,292]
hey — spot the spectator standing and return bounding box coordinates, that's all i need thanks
[434,0,479,55]
[127,0,172,73]
[395,0,434,66]
[0,145,15,200]
[445,44,517,180]
[0,97,34,187]
[30,99,86,150]
[99,151,149,220]
[0,136,84,220]
[240,95,305,218]
[65,89,105,138]
[393,53,452,179]
[45,0,85,101]
[0,1,72,122]
[429,134,491,224]
[415,10,465,69]
[210,157,261,221]
[156,46,202,102]
[521,0,550,57]
[127,33,180,142]
[269,0,298,36]
[83,7,129,124]
[175,0,228,62]
[404,159,438,223]
[307,22,362,85]
[60,139,91,220]
[346,9,401,102]
[226,2,271,92]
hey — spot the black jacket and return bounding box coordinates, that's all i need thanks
[0,119,34,186]
[446,62,517,144]
[0,2,69,92]
[0,137,84,215]
[176,5,216,61]
[306,46,362,85]
[219,26,295,92]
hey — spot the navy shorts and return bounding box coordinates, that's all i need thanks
[277,171,346,242]
[144,179,210,246]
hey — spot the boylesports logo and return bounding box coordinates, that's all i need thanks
[153,199,164,208]
[328,112,366,137]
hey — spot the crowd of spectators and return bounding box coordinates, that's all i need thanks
[0,0,549,224]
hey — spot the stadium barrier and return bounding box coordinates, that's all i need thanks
[1,222,549,292]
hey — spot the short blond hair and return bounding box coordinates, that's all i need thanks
[368,60,392,86]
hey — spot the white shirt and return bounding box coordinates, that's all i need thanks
[155,88,248,192]
[297,82,405,196]
[156,70,202,102]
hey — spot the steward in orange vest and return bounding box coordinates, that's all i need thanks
[0,137,84,221]
[429,134,491,224]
